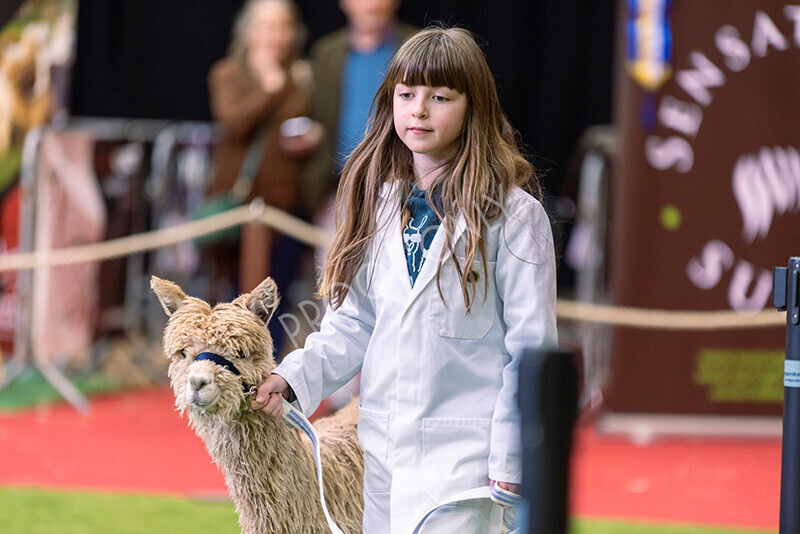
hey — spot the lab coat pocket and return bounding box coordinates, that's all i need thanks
[421,417,492,506]
[430,259,496,339]
[358,405,391,492]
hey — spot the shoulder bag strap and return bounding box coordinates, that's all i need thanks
[229,117,271,203]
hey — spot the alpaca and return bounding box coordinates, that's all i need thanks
[151,275,364,533]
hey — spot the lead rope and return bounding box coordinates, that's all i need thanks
[280,399,345,534]
[411,484,522,534]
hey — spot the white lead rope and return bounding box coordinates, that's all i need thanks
[281,399,344,534]
[412,484,522,534]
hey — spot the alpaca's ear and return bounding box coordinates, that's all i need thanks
[246,277,280,325]
[151,276,188,317]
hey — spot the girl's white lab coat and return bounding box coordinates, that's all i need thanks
[274,183,557,533]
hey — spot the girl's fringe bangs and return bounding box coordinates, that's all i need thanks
[389,37,469,93]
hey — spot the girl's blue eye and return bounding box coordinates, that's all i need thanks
[399,93,412,99]
[433,95,449,102]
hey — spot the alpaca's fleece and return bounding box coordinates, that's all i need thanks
[151,276,364,533]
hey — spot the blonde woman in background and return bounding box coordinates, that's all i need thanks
[205,0,320,356]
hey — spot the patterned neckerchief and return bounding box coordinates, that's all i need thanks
[403,185,441,286]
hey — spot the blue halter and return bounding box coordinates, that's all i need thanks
[194,352,254,395]
[195,352,241,375]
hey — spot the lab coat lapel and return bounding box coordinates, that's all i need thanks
[386,209,414,295]
[378,182,413,296]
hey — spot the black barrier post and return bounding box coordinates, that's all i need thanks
[519,348,579,534]
[776,258,800,534]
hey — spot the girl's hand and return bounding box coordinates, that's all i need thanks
[250,374,290,418]
[491,479,521,496]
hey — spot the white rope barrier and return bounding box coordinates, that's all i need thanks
[0,200,331,272]
[556,299,785,330]
[0,205,247,271]
[249,199,331,248]
[0,199,784,330]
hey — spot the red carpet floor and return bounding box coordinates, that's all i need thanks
[570,424,779,529]
[0,388,781,530]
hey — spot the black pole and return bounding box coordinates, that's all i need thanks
[776,257,800,534]
[519,348,579,534]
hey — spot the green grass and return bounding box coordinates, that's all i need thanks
[0,487,240,534]
[571,518,774,534]
[0,147,21,194]
[0,487,775,534]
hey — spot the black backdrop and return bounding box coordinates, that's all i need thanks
[70,0,615,197]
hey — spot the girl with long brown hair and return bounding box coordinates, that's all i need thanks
[254,26,557,533]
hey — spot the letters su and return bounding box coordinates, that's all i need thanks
[686,240,772,312]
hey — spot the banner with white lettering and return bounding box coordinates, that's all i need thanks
[606,1,799,416]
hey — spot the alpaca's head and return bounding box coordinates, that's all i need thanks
[151,276,280,421]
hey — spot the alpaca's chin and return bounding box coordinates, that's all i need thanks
[186,386,221,411]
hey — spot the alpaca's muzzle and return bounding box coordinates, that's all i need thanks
[186,367,220,408]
